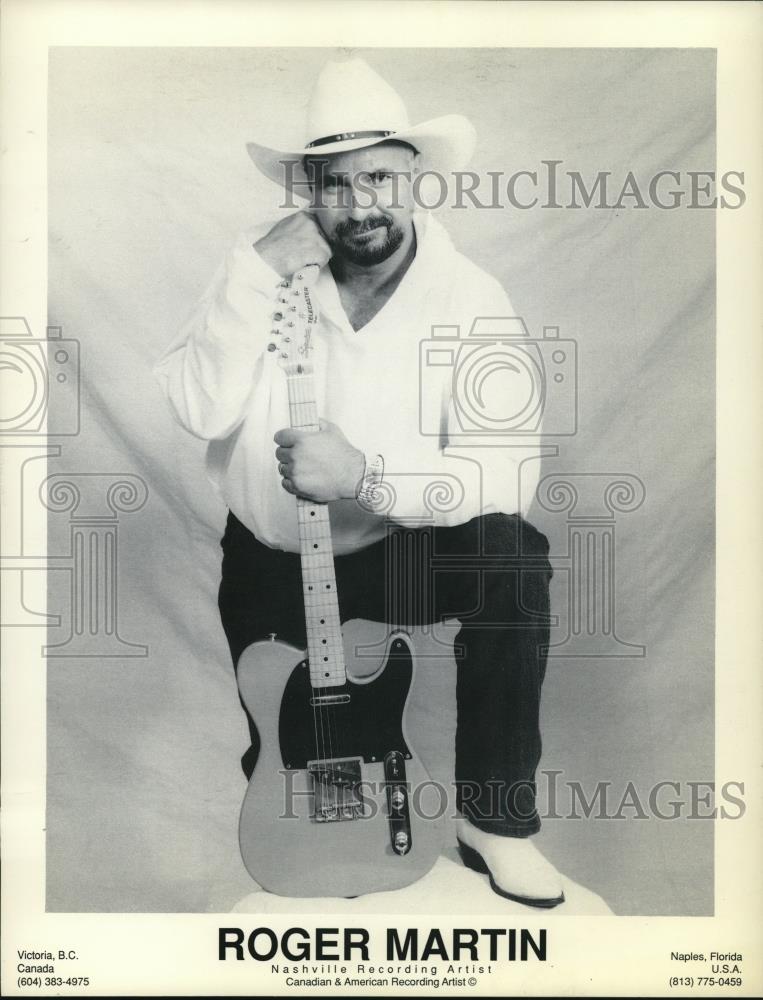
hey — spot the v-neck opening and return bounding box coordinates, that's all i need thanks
[317,215,424,335]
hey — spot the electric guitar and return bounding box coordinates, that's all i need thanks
[236,266,443,898]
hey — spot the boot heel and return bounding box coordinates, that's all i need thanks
[456,839,490,875]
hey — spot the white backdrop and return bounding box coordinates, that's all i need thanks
[46,46,715,915]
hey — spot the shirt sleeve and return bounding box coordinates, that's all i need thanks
[152,230,284,440]
[363,277,543,525]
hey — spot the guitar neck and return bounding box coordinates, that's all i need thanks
[285,371,347,689]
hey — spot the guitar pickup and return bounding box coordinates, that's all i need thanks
[309,693,350,707]
[384,750,412,855]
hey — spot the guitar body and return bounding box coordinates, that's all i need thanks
[237,625,444,897]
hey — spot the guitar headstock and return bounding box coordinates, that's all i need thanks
[268,264,321,377]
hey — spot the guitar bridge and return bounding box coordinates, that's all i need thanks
[308,757,364,823]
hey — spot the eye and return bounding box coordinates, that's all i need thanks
[367,172,392,185]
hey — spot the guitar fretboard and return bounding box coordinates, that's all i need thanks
[285,371,346,690]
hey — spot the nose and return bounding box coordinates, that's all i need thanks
[347,179,375,221]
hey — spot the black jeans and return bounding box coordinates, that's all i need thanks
[218,510,553,837]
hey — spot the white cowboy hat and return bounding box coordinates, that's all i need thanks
[246,57,476,196]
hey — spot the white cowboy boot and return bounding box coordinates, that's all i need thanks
[456,817,565,908]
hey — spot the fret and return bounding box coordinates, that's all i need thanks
[301,559,338,572]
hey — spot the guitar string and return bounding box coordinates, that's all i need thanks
[299,272,345,817]
[289,273,344,819]
[288,296,332,796]
[280,278,323,814]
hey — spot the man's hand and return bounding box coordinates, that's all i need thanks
[274,419,365,503]
[254,211,332,279]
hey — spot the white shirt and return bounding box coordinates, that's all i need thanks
[154,212,541,554]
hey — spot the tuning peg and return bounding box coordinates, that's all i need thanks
[273,311,283,321]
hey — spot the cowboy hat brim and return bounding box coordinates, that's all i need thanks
[246,114,476,196]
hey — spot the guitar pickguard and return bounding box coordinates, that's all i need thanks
[278,635,413,770]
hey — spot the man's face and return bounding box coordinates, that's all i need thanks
[305,142,419,266]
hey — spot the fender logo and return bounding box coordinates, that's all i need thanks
[299,285,316,358]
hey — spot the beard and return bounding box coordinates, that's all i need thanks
[328,214,405,266]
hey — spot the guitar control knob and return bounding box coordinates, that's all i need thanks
[394,831,409,851]
[390,789,405,811]
[267,343,277,352]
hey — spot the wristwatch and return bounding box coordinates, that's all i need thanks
[357,453,385,510]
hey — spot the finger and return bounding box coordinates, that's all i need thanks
[274,428,298,447]
[275,446,292,463]
[281,477,298,495]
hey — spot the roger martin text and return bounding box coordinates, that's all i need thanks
[219,926,547,962]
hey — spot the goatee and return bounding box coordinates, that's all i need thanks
[329,215,405,266]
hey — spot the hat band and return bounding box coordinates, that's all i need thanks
[305,129,395,149]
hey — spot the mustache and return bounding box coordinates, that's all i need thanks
[333,215,393,239]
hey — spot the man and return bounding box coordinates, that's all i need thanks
[155,57,564,907]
